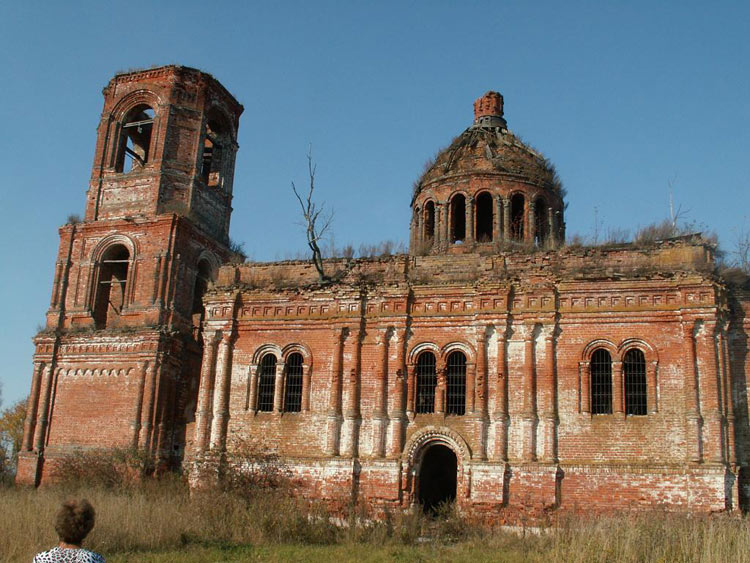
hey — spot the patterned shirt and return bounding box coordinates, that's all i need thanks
[33,546,105,563]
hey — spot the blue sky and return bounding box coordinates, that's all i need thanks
[1,1,748,406]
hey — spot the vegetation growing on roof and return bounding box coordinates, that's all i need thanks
[411,127,565,203]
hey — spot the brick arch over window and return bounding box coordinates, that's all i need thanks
[440,341,475,363]
[110,89,162,122]
[204,103,239,140]
[251,344,282,364]
[582,339,618,362]
[618,338,658,363]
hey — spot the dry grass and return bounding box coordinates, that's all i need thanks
[3,482,750,562]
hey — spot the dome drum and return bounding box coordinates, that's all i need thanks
[409,92,566,255]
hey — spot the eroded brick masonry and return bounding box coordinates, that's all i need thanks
[17,66,750,515]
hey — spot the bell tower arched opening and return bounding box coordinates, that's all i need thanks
[417,444,458,513]
[93,244,130,329]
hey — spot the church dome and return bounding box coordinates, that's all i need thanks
[409,91,566,255]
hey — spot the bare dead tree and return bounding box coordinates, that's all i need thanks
[733,225,750,273]
[292,148,333,281]
[668,177,690,231]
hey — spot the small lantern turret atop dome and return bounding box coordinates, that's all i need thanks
[473,91,507,129]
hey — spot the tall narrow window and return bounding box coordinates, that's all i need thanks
[93,245,130,329]
[445,351,467,415]
[415,352,437,414]
[534,197,548,247]
[424,201,435,240]
[284,353,304,412]
[201,114,228,189]
[510,194,525,241]
[590,349,612,414]
[624,349,647,416]
[116,106,154,173]
[450,194,466,243]
[191,260,211,338]
[256,354,277,412]
[475,192,494,242]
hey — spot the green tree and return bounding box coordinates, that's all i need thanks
[0,398,27,479]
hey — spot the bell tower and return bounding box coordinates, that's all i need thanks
[17,67,243,485]
[86,66,242,241]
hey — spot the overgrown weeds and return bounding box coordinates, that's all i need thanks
[53,447,155,490]
[6,447,750,562]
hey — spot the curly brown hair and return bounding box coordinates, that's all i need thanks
[54,499,96,545]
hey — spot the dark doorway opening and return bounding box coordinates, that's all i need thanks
[417,444,457,513]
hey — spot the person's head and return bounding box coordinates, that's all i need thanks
[54,499,96,546]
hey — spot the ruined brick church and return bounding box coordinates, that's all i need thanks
[17,66,750,514]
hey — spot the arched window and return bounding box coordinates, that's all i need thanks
[116,105,154,173]
[510,193,525,241]
[256,354,277,412]
[450,194,466,243]
[475,192,493,242]
[201,114,228,189]
[284,353,304,412]
[93,245,130,329]
[424,201,435,240]
[534,197,548,247]
[445,351,467,415]
[590,349,612,414]
[624,349,647,416]
[415,352,437,414]
[191,259,211,337]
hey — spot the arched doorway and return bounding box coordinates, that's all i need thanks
[417,444,458,513]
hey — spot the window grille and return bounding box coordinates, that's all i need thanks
[590,349,612,414]
[257,354,276,412]
[624,349,647,415]
[284,353,304,412]
[415,352,437,414]
[445,351,466,416]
